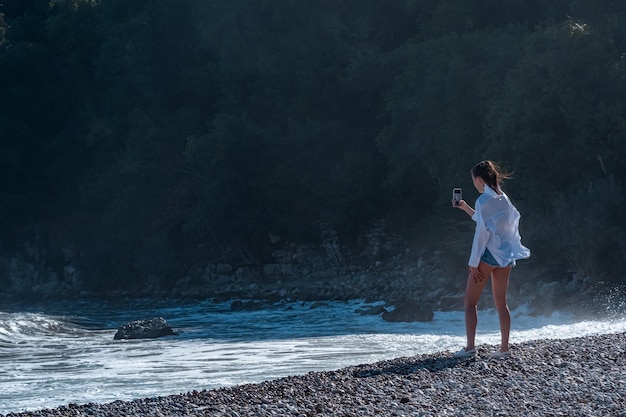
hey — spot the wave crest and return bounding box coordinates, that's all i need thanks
[0,312,86,344]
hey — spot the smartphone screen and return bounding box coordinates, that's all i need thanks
[453,188,462,206]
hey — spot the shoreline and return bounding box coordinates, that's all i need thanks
[4,332,625,417]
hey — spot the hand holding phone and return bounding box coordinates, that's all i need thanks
[452,188,462,207]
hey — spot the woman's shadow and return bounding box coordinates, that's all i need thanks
[352,355,473,378]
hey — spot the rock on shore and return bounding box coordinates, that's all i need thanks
[113,317,177,340]
[4,332,625,417]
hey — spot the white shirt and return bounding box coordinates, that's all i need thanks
[469,185,530,267]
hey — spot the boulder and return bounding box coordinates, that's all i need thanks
[262,263,294,276]
[382,300,434,322]
[216,263,233,274]
[114,317,177,340]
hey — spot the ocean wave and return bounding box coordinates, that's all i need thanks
[0,312,90,343]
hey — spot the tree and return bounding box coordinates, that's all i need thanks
[484,19,626,280]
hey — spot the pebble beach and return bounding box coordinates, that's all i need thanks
[4,331,625,417]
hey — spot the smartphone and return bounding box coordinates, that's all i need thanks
[452,188,462,206]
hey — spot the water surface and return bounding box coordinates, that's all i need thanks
[1,298,625,414]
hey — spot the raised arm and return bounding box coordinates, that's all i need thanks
[453,199,475,218]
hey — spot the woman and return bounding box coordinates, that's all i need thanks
[452,160,530,359]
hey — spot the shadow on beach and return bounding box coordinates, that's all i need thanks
[352,354,472,378]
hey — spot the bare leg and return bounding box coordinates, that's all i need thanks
[491,266,512,352]
[463,262,494,350]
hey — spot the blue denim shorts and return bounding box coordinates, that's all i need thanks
[480,248,513,267]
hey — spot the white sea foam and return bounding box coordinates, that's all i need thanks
[0,299,624,414]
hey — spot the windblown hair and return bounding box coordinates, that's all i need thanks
[471,160,512,194]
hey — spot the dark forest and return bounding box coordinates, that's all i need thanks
[1,0,625,295]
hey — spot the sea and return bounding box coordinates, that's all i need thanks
[1,296,626,414]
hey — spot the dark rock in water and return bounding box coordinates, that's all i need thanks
[382,299,434,322]
[114,317,177,340]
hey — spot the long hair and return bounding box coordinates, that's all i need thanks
[471,160,512,194]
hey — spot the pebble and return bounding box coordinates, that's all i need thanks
[3,332,625,417]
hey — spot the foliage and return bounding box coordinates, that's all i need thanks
[0,0,624,291]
